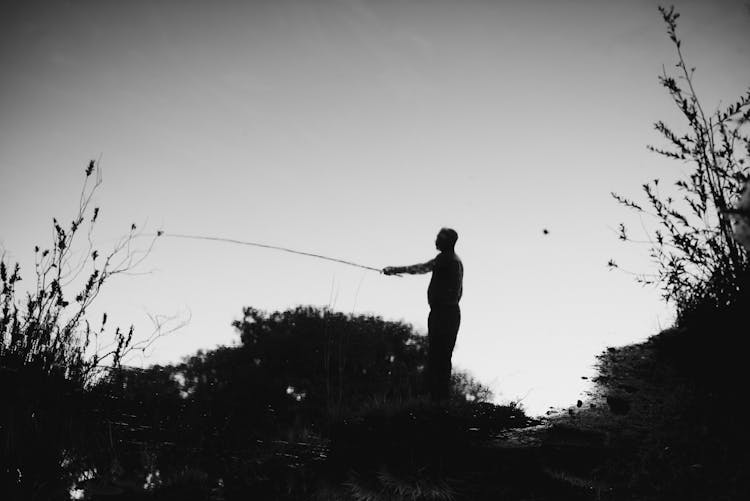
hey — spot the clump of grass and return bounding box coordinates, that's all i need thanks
[339,468,456,501]
[329,397,530,467]
[324,398,535,500]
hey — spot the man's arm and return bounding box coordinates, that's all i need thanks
[383,259,434,276]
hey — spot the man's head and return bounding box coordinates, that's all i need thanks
[435,227,458,251]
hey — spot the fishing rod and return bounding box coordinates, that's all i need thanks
[156,232,390,274]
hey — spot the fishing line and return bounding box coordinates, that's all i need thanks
[157,232,386,274]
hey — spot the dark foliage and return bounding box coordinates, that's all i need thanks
[0,162,162,386]
[1,162,165,499]
[328,399,531,475]
[232,306,428,418]
[582,317,750,500]
[611,6,750,320]
[31,306,492,499]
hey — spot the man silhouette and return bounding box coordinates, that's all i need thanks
[383,228,463,402]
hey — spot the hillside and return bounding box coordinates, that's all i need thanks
[519,313,750,500]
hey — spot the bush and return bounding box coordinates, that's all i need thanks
[611,6,750,321]
[0,160,164,497]
[0,161,164,384]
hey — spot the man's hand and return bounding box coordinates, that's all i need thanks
[382,266,399,276]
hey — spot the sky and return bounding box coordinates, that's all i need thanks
[1,0,748,416]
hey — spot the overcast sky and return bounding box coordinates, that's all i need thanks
[1,0,748,415]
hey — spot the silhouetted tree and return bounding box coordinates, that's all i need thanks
[232,306,426,413]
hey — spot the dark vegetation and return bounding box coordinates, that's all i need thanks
[3,6,750,501]
[1,162,168,499]
[589,308,750,500]
[610,6,749,319]
[587,5,750,499]
[1,188,504,500]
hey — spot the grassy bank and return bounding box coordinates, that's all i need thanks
[541,299,750,500]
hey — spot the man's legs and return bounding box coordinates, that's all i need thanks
[427,306,461,402]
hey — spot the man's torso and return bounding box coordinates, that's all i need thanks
[428,251,463,307]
